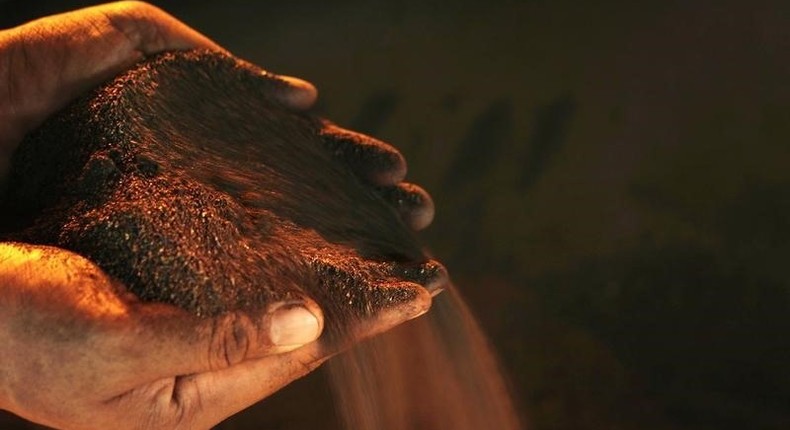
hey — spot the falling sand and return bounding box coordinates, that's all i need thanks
[329,285,522,430]
[0,51,522,430]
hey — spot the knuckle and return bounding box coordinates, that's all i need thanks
[145,377,203,430]
[102,1,168,51]
[114,1,158,14]
[161,379,199,430]
[207,312,253,369]
[108,378,190,430]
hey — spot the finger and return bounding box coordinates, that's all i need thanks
[388,260,450,296]
[123,297,324,382]
[95,344,325,430]
[268,74,318,111]
[163,343,328,428]
[162,290,431,428]
[248,70,317,111]
[320,123,407,186]
[375,182,435,230]
[89,1,226,54]
[1,1,223,148]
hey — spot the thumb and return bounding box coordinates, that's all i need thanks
[126,298,324,381]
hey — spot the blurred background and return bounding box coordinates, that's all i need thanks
[2,0,789,429]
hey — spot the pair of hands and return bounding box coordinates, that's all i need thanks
[0,2,433,429]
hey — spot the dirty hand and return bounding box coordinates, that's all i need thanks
[0,4,324,428]
[0,0,316,185]
[0,2,434,429]
[0,242,328,429]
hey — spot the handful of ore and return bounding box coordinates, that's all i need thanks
[0,50,446,344]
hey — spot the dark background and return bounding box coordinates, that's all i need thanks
[2,1,789,429]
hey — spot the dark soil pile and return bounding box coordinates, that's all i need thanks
[0,51,444,339]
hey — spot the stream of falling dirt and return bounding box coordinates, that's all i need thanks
[327,283,523,430]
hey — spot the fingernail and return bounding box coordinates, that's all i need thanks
[278,75,318,109]
[270,305,321,346]
[280,75,316,93]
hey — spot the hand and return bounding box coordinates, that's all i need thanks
[0,242,330,430]
[0,0,316,186]
[0,2,436,429]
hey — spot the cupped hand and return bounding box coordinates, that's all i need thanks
[0,241,429,430]
[0,242,328,429]
[0,1,433,230]
[0,1,316,185]
[0,2,438,429]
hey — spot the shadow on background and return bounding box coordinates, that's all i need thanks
[2,0,789,429]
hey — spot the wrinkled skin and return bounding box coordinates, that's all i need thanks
[0,3,442,429]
